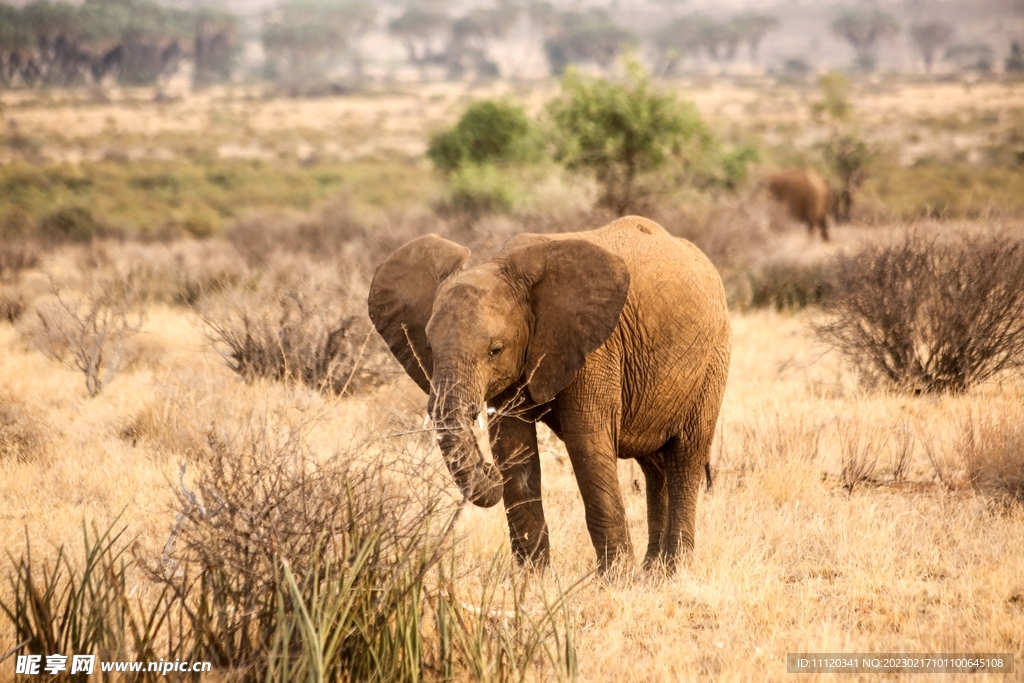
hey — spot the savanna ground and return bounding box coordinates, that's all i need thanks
[1,76,1024,681]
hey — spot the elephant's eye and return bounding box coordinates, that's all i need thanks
[488,343,504,357]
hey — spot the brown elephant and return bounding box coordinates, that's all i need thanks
[767,168,832,240]
[368,216,731,573]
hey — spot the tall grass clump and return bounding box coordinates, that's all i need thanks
[814,233,1024,393]
[957,410,1024,506]
[0,518,172,680]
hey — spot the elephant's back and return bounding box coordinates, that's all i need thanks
[577,216,726,310]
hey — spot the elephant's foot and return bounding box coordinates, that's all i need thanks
[510,524,551,569]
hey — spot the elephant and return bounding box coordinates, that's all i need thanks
[367,216,731,573]
[767,168,832,241]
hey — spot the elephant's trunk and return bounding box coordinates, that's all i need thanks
[429,378,503,508]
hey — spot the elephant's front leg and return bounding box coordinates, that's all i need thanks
[489,413,550,567]
[556,390,632,573]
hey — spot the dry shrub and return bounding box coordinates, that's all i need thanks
[30,269,147,396]
[734,257,831,311]
[153,414,454,676]
[0,242,40,281]
[958,410,1024,505]
[229,200,362,265]
[814,232,1024,393]
[121,239,250,307]
[149,411,578,681]
[0,285,26,323]
[0,395,45,462]
[200,261,395,396]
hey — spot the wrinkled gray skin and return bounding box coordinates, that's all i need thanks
[768,168,832,241]
[368,217,731,573]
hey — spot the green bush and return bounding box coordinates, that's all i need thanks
[447,163,518,216]
[547,60,725,215]
[427,100,539,174]
[37,206,101,243]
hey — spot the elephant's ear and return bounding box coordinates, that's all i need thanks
[504,239,630,404]
[368,235,470,393]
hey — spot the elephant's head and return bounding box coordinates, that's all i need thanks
[368,234,630,508]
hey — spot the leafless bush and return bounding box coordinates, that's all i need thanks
[228,199,365,267]
[814,233,1024,394]
[650,201,772,273]
[201,265,394,395]
[32,271,147,396]
[153,412,460,676]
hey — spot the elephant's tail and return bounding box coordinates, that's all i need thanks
[704,462,713,492]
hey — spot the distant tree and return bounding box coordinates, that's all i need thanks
[525,0,560,38]
[909,21,954,73]
[0,6,35,86]
[812,73,875,223]
[445,1,521,79]
[263,0,376,81]
[733,12,779,63]
[830,8,899,71]
[19,0,89,85]
[945,42,994,72]
[387,5,451,76]
[543,8,635,76]
[1008,41,1024,73]
[193,10,237,86]
[650,13,713,75]
[547,59,714,214]
[707,19,744,63]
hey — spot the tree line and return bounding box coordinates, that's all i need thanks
[2,0,1022,90]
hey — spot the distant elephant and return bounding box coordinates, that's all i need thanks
[767,168,832,240]
[368,216,731,573]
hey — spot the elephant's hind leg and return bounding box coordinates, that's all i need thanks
[638,455,668,569]
[662,347,729,566]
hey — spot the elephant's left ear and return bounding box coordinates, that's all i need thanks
[504,239,630,404]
